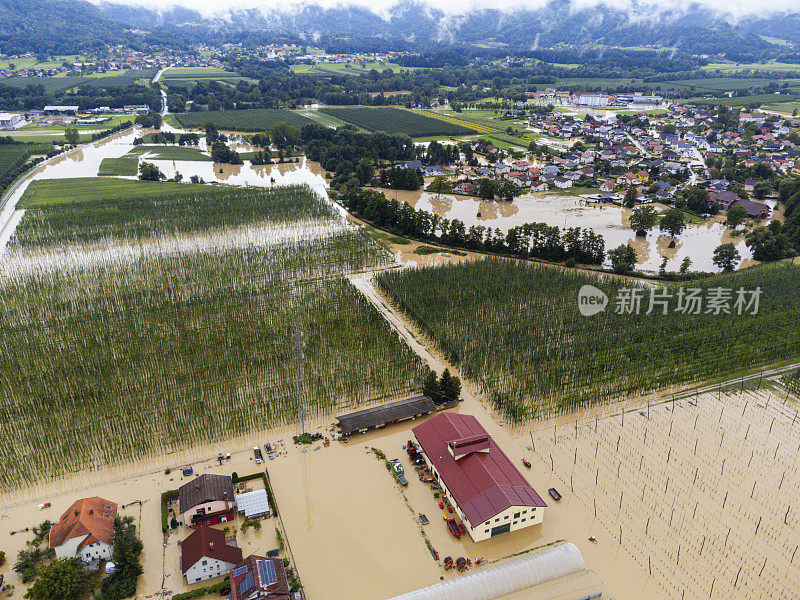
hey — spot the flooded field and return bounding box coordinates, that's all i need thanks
[530,387,800,600]
[392,188,770,273]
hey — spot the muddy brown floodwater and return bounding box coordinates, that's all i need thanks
[379,187,776,273]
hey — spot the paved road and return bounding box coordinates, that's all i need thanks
[152,66,172,116]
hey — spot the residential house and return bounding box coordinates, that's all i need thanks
[616,172,637,187]
[530,180,549,192]
[229,555,292,600]
[553,177,572,189]
[178,474,236,527]
[731,197,770,219]
[598,179,616,192]
[181,526,243,585]
[454,182,477,195]
[711,190,740,210]
[49,497,117,565]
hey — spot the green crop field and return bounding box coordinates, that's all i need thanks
[687,93,800,107]
[0,69,157,93]
[14,184,346,248]
[0,184,423,490]
[77,68,158,88]
[321,107,476,137]
[19,177,210,207]
[175,109,314,131]
[702,61,800,74]
[377,258,800,420]
[162,67,240,78]
[1,144,46,179]
[137,145,211,161]
[289,61,409,76]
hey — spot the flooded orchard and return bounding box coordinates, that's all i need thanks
[529,386,800,600]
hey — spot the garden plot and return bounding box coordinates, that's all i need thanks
[530,388,800,600]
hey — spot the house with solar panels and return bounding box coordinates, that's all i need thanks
[412,412,547,542]
[180,526,243,585]
[229,555,291,600]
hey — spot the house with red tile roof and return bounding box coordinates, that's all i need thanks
[49,497,117,564]
[412,413,546,542]
[229,555,291,600]
[181,526,243,585]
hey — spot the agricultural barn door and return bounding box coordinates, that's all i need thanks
[491,523,510,537]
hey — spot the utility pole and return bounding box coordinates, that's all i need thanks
[295,328,308,436]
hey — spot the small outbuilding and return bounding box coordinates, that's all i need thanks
[235,490,271,520]
[336,395,437,436]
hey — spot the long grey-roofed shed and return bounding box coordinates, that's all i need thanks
[336,396,437,435]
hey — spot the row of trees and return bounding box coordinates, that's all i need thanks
[340,188,605,264]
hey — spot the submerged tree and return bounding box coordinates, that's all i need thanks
[712,243,741,272]
[608,243,637,274]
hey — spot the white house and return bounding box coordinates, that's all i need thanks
[181,526,243,585]
[49,497,117,564]
[553,176,573,189]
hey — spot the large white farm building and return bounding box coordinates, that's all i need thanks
[412,413,546,542]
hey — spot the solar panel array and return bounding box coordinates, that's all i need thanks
[231,565,248,578]
[257,559,277,586]
[238,572,254,597]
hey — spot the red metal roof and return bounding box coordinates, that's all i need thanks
[413,413,546,527]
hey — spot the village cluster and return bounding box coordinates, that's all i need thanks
[432,103,796,223]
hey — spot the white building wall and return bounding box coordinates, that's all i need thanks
[53,534,88,560]
[421,453,544,543]
[185,557,237,584]
[182,500,230,526]
[78,541,113,563]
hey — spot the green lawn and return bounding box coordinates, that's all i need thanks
[19,178,213,208]
[99,155,139,177]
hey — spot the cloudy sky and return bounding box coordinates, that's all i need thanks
[90,0,798,19]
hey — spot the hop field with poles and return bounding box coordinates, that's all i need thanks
[320,107,476,137]
[376,258,800,420]
[174,109,314,131]
[0,180,426,490]
[0,243,423,491]
[418,110,501,134]
[11,184,347,249]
